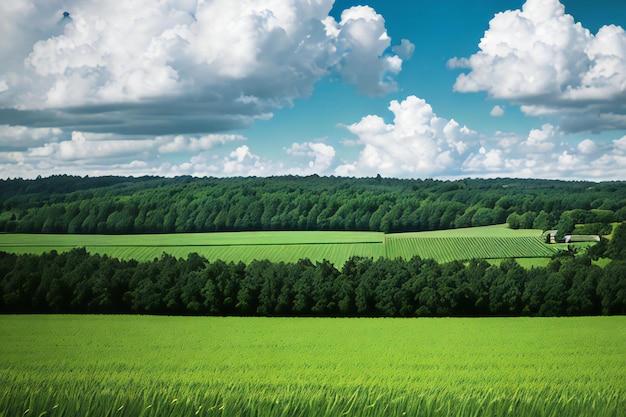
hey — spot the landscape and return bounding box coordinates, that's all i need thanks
[1,175,625,416]
[2,0,626,416]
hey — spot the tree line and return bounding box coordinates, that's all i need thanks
[2,223,624,317]
[1,175,625,234]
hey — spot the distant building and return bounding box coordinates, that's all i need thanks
[563,235,600,244]
[547,231,558,244]
[546,231,599,244]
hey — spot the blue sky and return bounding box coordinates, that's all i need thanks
[0,0,625,180]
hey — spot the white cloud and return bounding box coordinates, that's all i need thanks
[490,105,505,117]
[286,141,336,172]
[577,139,599,155]
[29,131,154,161]
[450,0,626,132]
[446,57,470,69]
[0,125,65,148]
[335,95,477,177]
[392,39,415,60]
[520,124,559,154]
[0,1,409,135]
[614,135,626,153]
[21,131,244,168]
[335,95,626,180]
[326,6,404,95]
[157,134,245,154]
[0,115,625,181]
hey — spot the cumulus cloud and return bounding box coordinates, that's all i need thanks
[490,105,505,117]
[286,141,336,172]
[334,95,626,180]
[520,124,559,154]
[325,6,404,95]
[335,95,478,177]
[577,139,599,155]
[392,39,415,60]
[0,1,409,135]
[450,0,626,133]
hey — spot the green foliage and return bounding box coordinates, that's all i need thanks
[555,212,576,242]
[0,246,622,317]
[573,222,614,235]
[607,222,626,260]
[0,315,624,417]
[506,212,521,229]
[532,210,553,231]
[2,176,625,233]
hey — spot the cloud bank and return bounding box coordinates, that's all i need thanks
[337,96,626,180]
[0,0,407,135]
[1,95,625,180]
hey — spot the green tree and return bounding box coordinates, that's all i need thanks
[506,213,521,229]
[597,261,626,315]
[532,210,552,231]
[607,222,626,260]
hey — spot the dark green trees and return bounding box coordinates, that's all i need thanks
[2,249,624,317]
[2,176,625,234]
[607,222,626,260]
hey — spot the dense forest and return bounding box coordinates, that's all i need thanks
[1,223,625,316]
[1,175,625,234]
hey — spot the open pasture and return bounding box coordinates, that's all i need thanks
[0,225,559,266]
[0,315,624,417]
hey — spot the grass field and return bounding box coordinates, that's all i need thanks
[0,225,558,265]
[0,315,624,417]
[0,231,385,266]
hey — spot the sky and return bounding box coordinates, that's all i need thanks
[0,0,625,180]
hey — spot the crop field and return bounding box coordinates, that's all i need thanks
[0,231,385,266]
[386,236,556,263]
[0,225,559,265]
[385,225,557,263]
[0,315,624,417]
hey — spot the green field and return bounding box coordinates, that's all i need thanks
[0,225,559,265]
[386,225,556,263]
[0,231,385,266]
[0,315,624,417]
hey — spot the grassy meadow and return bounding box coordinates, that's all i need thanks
[0,224,557,265]
[1,315,624,417]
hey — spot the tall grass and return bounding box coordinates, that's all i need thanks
[1,316,624,417]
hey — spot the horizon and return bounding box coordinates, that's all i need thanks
[1,0,625,181]
[2,172,624,185]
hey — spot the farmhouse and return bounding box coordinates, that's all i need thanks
[546,231,600,244]
[547,231,558,244]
